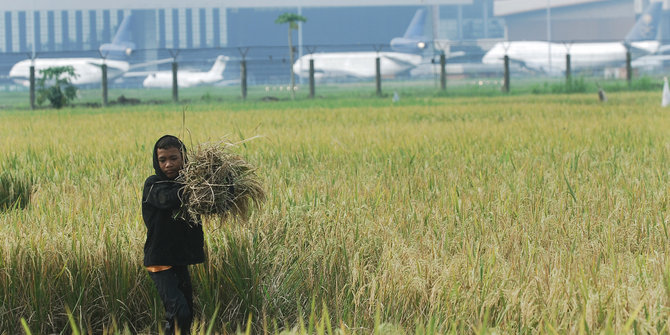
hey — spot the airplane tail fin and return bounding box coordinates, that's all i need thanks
[112,14,134,46]
[403,8,427,39]
[625,1,662,42]
[99,14,136,59]
[390,8,429,53]
[208,55,229,75]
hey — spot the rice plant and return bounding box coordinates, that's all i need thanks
[2,91,670,333]
[0,170,33,210]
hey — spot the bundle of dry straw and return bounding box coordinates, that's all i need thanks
[179,140,265,222]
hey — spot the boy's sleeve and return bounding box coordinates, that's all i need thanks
[143,176,184,209]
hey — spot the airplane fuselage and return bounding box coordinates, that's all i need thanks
[482,41,659,74]
[293,52,422,79]
[9,58,129,86]
[481,1,662,75]
[142,71,223,88]
[142,55,228,88]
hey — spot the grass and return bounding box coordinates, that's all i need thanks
[2,91,670,333]
[0,74,666,111]
[0,170,33,210]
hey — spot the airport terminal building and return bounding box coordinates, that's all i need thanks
[495,0,667,43]
[0,0,499,54]
[0,0,664,55]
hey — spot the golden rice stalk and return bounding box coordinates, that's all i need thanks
[179,140,265,222]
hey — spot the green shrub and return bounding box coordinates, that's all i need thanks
[36,66,78,109]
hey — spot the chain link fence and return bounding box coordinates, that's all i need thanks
[0,40,667,108]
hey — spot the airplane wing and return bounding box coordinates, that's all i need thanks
[628,41,660,57]
[121,59,178,79]
[632,54,670,69]
[80,58,173,75]
[381,54,421,68]
[85,61,104,67]
[483,51,541,73]
[122,71,163,78]
[446,51,466,59]
[505,57,534,72]
[128,58,175,70]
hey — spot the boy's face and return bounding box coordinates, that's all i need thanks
[157,147,183,179]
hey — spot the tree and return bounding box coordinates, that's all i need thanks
[275,12,307,100]
[36,66,78,109]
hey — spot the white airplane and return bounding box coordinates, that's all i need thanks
[9,14,135,86]
[9,58,130,87]
[294,52,422,80]
[481,2,663,75]
[141,55,229,88]
[632,44,670,72]
[293,9,428,80]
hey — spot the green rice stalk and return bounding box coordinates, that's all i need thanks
[0,171,33,210]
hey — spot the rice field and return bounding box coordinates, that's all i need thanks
[2,91,670,334]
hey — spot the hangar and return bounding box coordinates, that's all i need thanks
[0,0,504,54]
[0,0,660,65]
[493,0,666,42]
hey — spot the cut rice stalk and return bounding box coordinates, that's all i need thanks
[179,140,265,222]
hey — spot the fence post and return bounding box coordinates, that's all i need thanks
[503,55,510,93]
[375,57,382,97]
[565,53,571,85]
[289,46,296,100]
[564,43,572,86]
[29,64,35,109]
[238,47,249,100]
[626,49,632,86]
[171,61,179,102]
[440,53,447,91]
[101,63,108,106]
[240,60,247,100]
[309,59,315,99]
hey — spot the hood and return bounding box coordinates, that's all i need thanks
[152,135,187,180]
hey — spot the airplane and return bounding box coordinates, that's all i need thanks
[631,44,670,72]
[8,58,130,87]
[390,9,430,53]
[141,55,229,88]
[99,13,136,59]
[292,8,428,80]
[8,14,136,86]
[481,1,663,75]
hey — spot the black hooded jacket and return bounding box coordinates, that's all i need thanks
[142,135,205,267]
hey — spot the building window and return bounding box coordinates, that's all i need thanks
[199,8,207,48]
[0,13,7,53]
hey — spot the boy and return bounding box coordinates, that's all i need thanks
[142,135,204,335]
